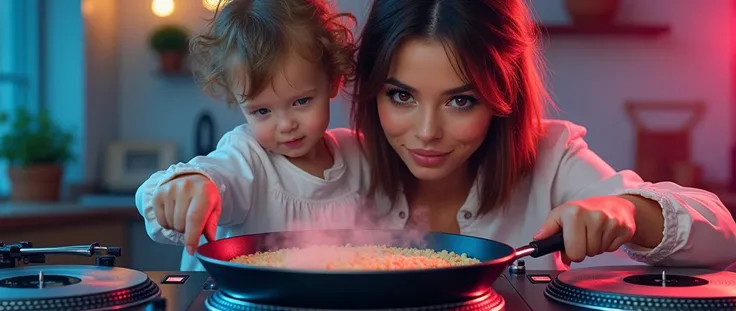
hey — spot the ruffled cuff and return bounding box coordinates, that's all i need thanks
[160,228,186,245]
[156,163,228,196]
[617,185,681,264]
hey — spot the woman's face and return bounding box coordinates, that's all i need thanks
[377,39,493,182]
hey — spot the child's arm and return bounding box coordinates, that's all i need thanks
[135,127,264,247]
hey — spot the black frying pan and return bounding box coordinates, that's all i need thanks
[195,229,564,309]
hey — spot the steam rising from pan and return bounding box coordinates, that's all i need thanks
[252,205,437,269]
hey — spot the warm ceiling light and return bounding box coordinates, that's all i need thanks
[203,0,230,12]
[82,0,94,16]
[152,0,175,17]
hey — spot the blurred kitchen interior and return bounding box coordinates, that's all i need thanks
[0,0,733,271]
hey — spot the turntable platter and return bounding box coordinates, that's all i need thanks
[546,266,736,310]
[0,265,160,310]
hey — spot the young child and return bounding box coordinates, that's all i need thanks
[135,0,365,271]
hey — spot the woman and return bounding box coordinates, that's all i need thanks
[351,0,736,270]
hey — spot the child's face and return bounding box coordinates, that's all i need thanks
[235,51,336,159]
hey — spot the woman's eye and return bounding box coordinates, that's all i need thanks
[386,89,415,104]
[395,92,412,102]
[447,96,478,110]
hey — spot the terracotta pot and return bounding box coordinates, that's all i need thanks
[564,0,619,26]
[8,164,64,202]
[160,52,184,74]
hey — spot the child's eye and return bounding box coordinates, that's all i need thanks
[251,108,271,116]
[294,97,311,106]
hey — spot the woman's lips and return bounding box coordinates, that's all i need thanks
[407,148,451,167]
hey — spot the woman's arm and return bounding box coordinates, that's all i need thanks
[548,121,736,269]
[619,194,663,249]
[135,126,265,246]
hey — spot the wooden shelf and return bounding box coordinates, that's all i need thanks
[537,24,670,37]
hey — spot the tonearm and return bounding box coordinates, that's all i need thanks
[0,241,122,268]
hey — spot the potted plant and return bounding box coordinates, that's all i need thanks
[0,107,74,202]
[148,25,190,74]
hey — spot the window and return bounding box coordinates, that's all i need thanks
[0,0,40,195]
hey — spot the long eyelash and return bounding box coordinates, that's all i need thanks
[450,95,479,111]
[385,88,411,105]
[384,88,406,97]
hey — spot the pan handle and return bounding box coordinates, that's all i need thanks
[528,233,565,258]
[513,233,565,259]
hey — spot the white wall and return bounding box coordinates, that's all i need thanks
[83,0,120,188]
[43,0,86,183]
[37,0,120,192]
[115,1,230,164]
[533,0,732,181]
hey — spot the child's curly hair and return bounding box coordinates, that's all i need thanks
[190,0,356,106]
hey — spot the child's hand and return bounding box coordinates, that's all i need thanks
[152,173,222,255]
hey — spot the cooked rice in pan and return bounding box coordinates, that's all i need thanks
[229,245,480,270]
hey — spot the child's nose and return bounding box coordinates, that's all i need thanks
[277,117,298,132]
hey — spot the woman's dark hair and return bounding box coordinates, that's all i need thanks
[351,0,550,215]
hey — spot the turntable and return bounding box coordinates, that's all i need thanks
[543,266,736,310]
[0,241,163,311]
[2,240,736,311]
[506,263,736,311]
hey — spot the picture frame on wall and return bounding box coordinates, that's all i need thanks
[102,141,178,194]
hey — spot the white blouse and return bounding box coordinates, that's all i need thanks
[136,120,736,271]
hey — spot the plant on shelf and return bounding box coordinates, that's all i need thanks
[0,107,74,202]
[148,24,190,74]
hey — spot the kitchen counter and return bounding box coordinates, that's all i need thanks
[0,201,141,231]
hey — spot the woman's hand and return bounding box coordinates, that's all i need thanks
[152,173,222,255]
[533,195,640,264]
